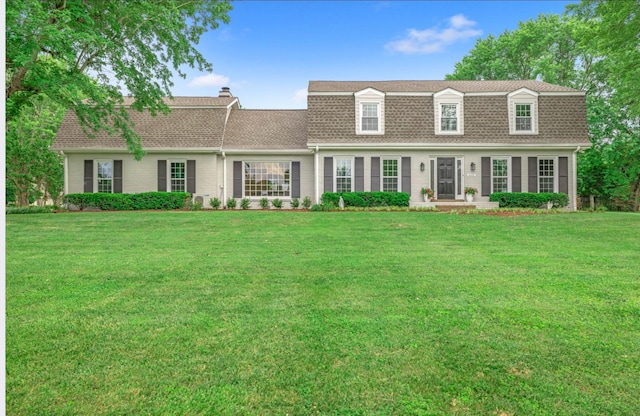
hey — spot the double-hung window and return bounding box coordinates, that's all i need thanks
[335,158,353,192]
[97,161,113,193]
[361,103,379,132]
[170,161,186,192]
[382,158,399,192]
[244,161,291,197]
[515,104,532,131]
[440,104,458,132]
[492,158,509,193]
[539,158,555,192]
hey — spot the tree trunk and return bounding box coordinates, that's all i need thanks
[589,194,595,211]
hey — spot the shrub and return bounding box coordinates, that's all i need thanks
[489,192,569,209]
[321,192,410,208]
[192,201,202,211]
[240,198,251,210]
[260,198,269,209]
[272,198,283,209]
[6,206,54,214]
[209,197,221,210]
[226,198,237,209]
[291,197,300,209]
[302,196,312,209]
[63,192,190,211]
[311,202,335,211]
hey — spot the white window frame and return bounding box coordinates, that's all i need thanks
[355,88,385,135]
[94,160,113,193]
[168,160,186,193]
[243,161,291,198]
[334,157,354,193]
[538,157,558,193]
[434,88,464,135]
[491,157,511,193]
[360,102,380,133]
[381,157,401,193]
[508,88,538,135]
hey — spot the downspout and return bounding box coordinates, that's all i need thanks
[572,146,581,211]
[314,146,319,204]
[60,151,68,195]
[222,152,227,204]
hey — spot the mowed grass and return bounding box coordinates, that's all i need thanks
[6,211,640,415]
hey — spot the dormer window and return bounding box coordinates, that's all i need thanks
[355,88,385,135]
[361,102,380,132]
[434,88,464,135]
[508,88,538,135]
[440,104,459,132]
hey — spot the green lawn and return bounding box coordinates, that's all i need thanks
[6,211,640,415]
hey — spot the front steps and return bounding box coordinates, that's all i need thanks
[412,199,499,210]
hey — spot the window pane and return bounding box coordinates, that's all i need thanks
[382,159,399,192]
[244,162,291,197]
[336,178,351,193]
[171,162,185,192]
[515,104,532,131]
[361,103,379,131]
[441,104,458,131]
[493,178,508,193]
[335,159,352,192]
[97,161,113,193]
[493,159,508,177]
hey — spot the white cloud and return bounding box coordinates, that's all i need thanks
[188,73,230,88]
[292,88,308,103]
[386,14,482,54]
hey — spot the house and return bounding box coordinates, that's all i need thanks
[52,80,590,209]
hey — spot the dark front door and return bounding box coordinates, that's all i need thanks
[437,158,455,199]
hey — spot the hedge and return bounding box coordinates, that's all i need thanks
[489,192,569,208]
[321,192,410,207]
[63,192,191,210]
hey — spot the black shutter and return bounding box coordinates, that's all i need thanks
[512,157,521,192]
[84,160,93,193]
[559,157,568,194]
[158,160,167,191]
[113,160,123,193]
[324,157,333,193]
[186,160,196,194]
[481,157,490,196]
[528,157,538,193]
[355,157,364,192]
[401,157,411,194]
[291,161,300,198]
[233,161,242,198]
[371,157,380,191]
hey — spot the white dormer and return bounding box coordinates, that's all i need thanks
[355,88,385,135]
[508,88,539,135]
[434,88,464,135]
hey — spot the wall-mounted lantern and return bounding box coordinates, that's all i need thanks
[470,162,476,172]
[420,162,425,172]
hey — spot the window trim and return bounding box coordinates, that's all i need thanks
[508,88,538,135]
[434,88,464,135]
[168,159,186,193]
[491,156,511,193]
[538,157,558,193]
[355,88,385,135]
[334,157,354,193]
[94,160,113,193]
[242,160,292,198]
[381,157,401,193]
[439,103,460,133]
[360,102,381,133]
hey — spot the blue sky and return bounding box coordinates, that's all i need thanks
[172,1,575,109]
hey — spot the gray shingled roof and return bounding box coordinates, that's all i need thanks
[120,96,237,107]
[52,106,229,150]
[308,80,582,93]
[223,110,308,150]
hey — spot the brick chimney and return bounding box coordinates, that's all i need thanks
[218,87,232,97]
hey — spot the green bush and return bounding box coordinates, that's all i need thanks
[63,192,190,210]
[260,198,269,209]
[226,198,237,209]
[240,198,251,210]
[291,197,300,209]
[272,198,283,209]
[302,196,312,209]
[209,197,221,210]
[321,192,410,208]
[489,192,569,208]
[6,206,55,214]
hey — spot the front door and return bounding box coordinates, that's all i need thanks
[437,158,455,199]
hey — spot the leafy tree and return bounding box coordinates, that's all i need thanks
[447,6,640,210]
[6,96,66,206]
[6,0,232,159]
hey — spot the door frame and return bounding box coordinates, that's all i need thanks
[432,156,465,200]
